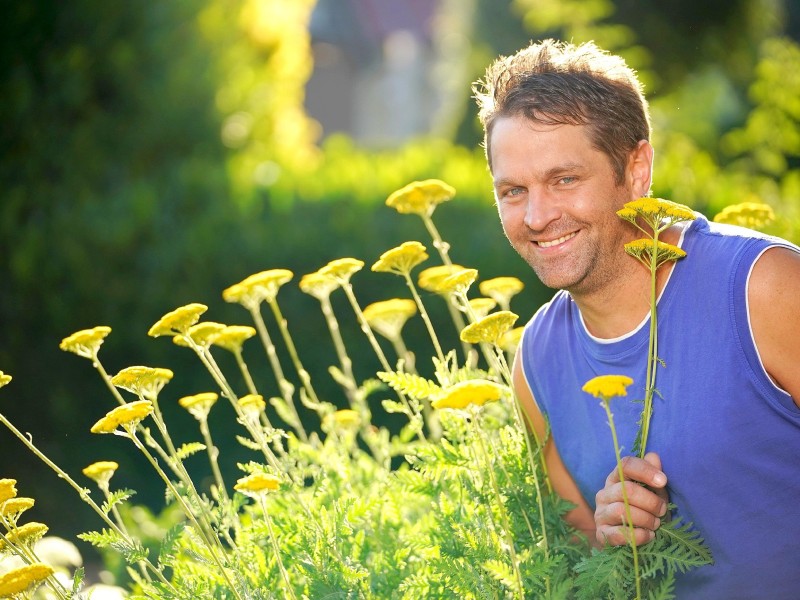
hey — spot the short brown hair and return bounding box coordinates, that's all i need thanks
[474,39,650,184]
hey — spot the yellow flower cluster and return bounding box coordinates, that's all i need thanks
[467,298,497,319]
[319,258,364,285]
[371,241,429,276]
[172,322,227,349]
[417,264,466,293]
[82,461,119,488]
[582,375,634,400]
[148,303,208,338]
[0,372,10,389]
[460,311,519,345]
[478,277,524,310]
[299,271,340,301]
[91,400,154,434]
[617,197,696,228]
[385,179,455,217]
[432,380,505,410]
[1,497,35,521]
[713,201,775,230]
[624,239,687,267]
[238,394,266,420]
[211,325,257,353]
[0,479,17,504]
[234,473,281,498]
[0,522,49,552]
[498,326,524,354]
[363,299,417,341]
[178,392,219,421]
[58,326,112,360]
[111,366,174,400]
[0,563,54,598]
[223,269,294,309]
[331,409,360,430]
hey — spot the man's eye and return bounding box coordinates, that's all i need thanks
[505,187,524,197]
[559,176,577,185]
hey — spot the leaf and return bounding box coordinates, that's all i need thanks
[377,370,442,401]
[381,399,408,414]
[158,522,185,568]
[101,489,135,515]
[176,442,206,460]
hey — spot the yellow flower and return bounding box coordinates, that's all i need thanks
[582,375,634,399]
[498,326,524,354]
[467,298,497,319]
[172,322,227,348]
[713,201,775,230]
[178,392,219,421]
[417,264,466,293]
[0,372,10,389]
[0,563,54,597]
[319,258,364,285]
[460,311,519,345]
[362,299,417,341]
[0,497,35,519]
[148,303,208,338]
[432,380,506,410]
[111,366,174,400]
[332,409,360,430]
[82,461,119,488]
[0,479,17,504]
[0,522,49,552]
[234,473,281,498]
[371,241,429,276]
[478,277,525,309]
[223,269,294,309]
[238,394,266,420]
[437,268,479,296]
[211,325,257,353]
[58,326,112,359]
[386,179,455,217]
[299,271,340,301]
[624,239,687,267]
[617,198,695,228]
[91,400,154,434]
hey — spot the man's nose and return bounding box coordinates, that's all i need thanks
[523,191,560,231]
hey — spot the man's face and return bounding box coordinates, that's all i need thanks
[489,114,638,296]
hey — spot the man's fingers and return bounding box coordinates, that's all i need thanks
[595,499,663,532]
[604,454,668,489]
[596,524,656,547]
[596,480,668,520]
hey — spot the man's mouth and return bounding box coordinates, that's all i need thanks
[536,231,578,248]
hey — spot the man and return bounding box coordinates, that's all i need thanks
[475,39,800,598]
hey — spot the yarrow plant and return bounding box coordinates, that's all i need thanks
[0,186,742,599]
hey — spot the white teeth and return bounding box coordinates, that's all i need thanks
[538,232,577,248]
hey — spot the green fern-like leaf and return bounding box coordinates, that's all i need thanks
[101,489,135,515]
[377,371,442,401]
[176,442,206,460]
[158,522,185,568]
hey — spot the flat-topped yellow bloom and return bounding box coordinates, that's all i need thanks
[91,400,154,434]
[148,303,208,337]
[111,366,173,400]
[332,409,360,430]
[436,268,479,296]
[417,264,466,293]
[234,472,281,497]
[0,522,49,552]
[0,479,17,504]
[0,563,54,597]
[363,299,417,341]
[59,326,113,359]
[386,179,455,217]
[223,269,294,309]
[319,258,364,284]
[582,375,634,399]
[617,197,696,228]
[713,201,775,230]
[0,372,10,389]
[82,461,119,488]
[178,392,219,421]
[173,322,227,348]
[498,326,524,354]
[467,297,497,319]
[238,394,266,420]
[460,310,519,344]
[0,497,35,519]
[299,271,340,301]
[432,380,506,410]
[479,277,525,309]
[624,239,687,267]
[371,241,429,276]
[211,325,257,353]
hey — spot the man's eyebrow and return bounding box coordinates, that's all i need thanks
[493,162,587,187]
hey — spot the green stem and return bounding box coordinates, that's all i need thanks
[258,496,298,600]
[638,232,660,457]
[402,273,447,366]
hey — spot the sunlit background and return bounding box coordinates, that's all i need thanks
[2,0,799,573]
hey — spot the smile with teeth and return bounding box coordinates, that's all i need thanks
[537,231,577,248]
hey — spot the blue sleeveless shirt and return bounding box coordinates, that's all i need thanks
[519,215,800,599]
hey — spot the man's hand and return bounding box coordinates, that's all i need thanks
[594,452,669,546]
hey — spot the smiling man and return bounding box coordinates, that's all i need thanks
[474,39,800,598]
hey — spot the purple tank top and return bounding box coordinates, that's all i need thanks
[520,215,800,598]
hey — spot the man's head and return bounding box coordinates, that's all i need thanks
[475,39,650,185]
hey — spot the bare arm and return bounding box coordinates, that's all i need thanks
[748,246,800,407]
[511,356,596,540]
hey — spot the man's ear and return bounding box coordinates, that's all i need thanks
[628,140,654,198]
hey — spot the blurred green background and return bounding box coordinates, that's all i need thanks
[1,0,799,559]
